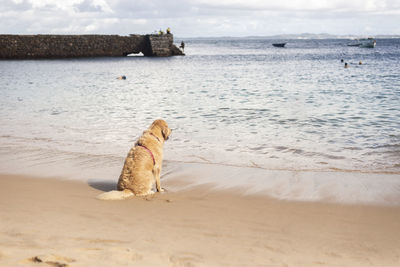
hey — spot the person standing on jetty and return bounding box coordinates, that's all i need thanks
[180,41,185,52]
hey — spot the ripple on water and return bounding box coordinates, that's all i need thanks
[0,38,400,173]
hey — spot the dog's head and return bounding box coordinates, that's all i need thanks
[150,119,172,141]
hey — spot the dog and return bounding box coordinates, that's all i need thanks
[97,119,171,200]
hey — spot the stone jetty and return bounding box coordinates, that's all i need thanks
[0,34,184,59]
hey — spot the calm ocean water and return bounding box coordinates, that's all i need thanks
[0,38,399,180]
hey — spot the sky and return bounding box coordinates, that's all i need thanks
[1,0,399,37]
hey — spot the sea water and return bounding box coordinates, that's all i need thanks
[0,38,399,182]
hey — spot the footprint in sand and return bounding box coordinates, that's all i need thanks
[26,254,75,267]
[79,246,143,263]
[169,252,203,266]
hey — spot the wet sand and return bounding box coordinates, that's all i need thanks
[1,174,400,266]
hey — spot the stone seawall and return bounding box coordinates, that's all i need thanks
[0,34,184,59]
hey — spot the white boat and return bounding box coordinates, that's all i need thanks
[347,38,376,48]
[359,38,376,48]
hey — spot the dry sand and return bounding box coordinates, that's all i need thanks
[1,174,400,266]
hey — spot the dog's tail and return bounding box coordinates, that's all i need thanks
[96,189,134,200]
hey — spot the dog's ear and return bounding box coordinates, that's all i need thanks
[151,119,170,141]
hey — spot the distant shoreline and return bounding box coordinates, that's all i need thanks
[176,34,400,40]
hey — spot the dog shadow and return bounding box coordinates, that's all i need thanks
[88,180,117,192]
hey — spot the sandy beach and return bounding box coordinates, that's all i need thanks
[1,174,400,266]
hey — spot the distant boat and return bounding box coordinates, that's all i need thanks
[359,38,376,48]
[272,43,286,47]
[347,38,376,48]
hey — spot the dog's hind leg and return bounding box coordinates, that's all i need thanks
[133,175,156,196]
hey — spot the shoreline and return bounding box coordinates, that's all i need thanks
[1,174,400,266]
[1,158,399,206]
[161,162,400,206]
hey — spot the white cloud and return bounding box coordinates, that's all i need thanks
[0,0,398,36]
[194,0,399,12]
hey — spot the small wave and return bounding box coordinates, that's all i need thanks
[50,109,67,116]
[343,147,363,151]
[368,143,400,150]
[274,146,288,151]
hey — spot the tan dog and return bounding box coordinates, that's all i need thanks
[97,119,171,200]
